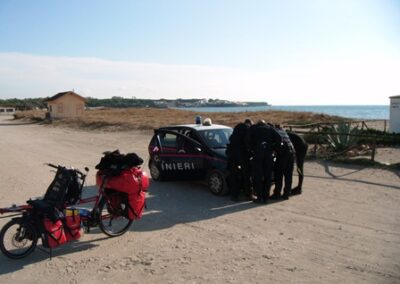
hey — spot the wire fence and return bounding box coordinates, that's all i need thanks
[284,120,397,162]
[285,120,388,133]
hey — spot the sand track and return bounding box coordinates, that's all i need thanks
[0,116,399,283]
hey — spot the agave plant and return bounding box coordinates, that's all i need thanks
[324,122,360,152]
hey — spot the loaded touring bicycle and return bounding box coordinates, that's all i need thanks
[0,150,149,259]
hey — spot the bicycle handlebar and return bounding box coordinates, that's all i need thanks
[45,163,89,177]
[47,163,58,169]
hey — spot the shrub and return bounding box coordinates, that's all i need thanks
[324,122,361,152]
[358,129,400,146]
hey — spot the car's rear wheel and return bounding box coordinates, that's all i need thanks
[149,160,163,181]
[207,169,228,196]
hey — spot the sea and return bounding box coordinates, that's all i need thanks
[177,105,389,120]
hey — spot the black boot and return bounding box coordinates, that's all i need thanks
[271,193,281,200]
[291,187,302,195]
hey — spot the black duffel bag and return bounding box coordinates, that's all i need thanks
[95,150,143,176]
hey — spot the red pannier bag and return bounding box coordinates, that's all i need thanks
[43,218,67,248]
[126,168,149,220]
[96,168,149,194]
[96,168,150,220]
[126,188,146,220]
[64,208,81,241]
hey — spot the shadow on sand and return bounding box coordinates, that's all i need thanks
[78,181,285,234]
[0,180,284,272]
[79,181,278,232]
[0,234,110,275]
[308,160,400,191]
[132,179,286,232]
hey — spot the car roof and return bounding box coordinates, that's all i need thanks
[159,124,232,132]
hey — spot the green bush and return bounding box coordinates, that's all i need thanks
[323,122,361,152]
[299,122,400,150]
[358,129,400,146]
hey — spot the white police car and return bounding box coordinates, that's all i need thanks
[148,118,233,195]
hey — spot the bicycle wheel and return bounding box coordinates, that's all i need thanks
[0,218,38,259]
[98,197,133,237]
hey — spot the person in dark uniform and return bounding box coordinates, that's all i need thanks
[226,122,251,201]
[244,118,253,127]
[272,125,296,200]
[287,132,308,195]
[247,121,281,203]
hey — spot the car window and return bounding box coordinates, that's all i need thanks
[198,129,232,148]
[159,133,178,151]
[158,132,201,154]
[184,130,201,144]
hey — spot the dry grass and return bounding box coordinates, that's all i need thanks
[14,108,345,131]
[13,110,47,121]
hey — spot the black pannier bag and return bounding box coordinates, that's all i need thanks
[64,170,81,205]
[44,167,82,207]
[103,188,130,218]
[95,150,143,176]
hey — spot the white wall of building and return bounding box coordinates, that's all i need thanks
[0,107,16,115]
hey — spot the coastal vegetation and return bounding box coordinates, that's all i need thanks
[323,122,361,152]
[0,98,46,110]
[15,108,343,131]
[13,107,343,131]
[1,97,268,110]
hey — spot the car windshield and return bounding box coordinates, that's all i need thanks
[198,128,233,149]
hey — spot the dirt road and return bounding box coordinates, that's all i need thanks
[0,117,399,283]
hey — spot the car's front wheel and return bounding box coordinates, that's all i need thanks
[207,169,228,196]
[149,160,163,181]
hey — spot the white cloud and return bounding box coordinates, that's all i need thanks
[0,52,398,105]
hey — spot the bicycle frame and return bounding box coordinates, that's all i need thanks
[0,205,32,218]
[0,164,136,259]
[76,175,107,228]
[0,172,109,226]
[0,163,89,218]
[77,174,107,207]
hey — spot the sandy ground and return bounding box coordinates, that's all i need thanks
[0,116,399,284]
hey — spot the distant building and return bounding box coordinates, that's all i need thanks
[0,107,16,115]
[389,95,400,133]
[45,91,86,119]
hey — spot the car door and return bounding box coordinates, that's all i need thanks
[151,130,206,179]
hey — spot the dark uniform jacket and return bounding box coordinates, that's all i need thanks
[226,123,248,163]
[247,123,282,153]
[276,128,295,154]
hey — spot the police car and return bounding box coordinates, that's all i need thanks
[148,118,233,195]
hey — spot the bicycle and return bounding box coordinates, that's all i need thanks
[0,163,141,259]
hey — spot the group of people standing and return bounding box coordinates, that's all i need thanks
[226,119,297,204]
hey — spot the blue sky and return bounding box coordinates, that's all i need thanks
[0,0,399,104]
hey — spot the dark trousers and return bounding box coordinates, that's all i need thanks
[228,157,251,199]
[252,143,273,201]
[228,161,241,198]
[240,157,252,197]
[274,148,295,197]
